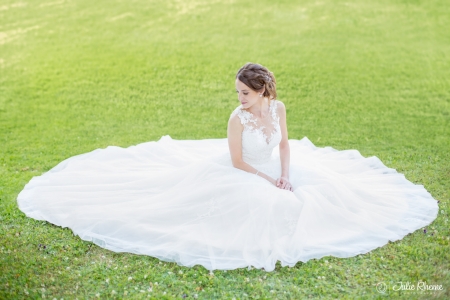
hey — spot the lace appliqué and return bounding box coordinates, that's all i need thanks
[238,101,280,145]
[197,197,219,219]
[284,211,298,236]
[230,100,282,165]
[236,109,258,127]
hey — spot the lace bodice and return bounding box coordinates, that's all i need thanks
[230,100,282,165]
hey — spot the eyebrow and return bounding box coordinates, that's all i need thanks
[236,89,249,92]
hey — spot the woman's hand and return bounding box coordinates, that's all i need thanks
[276,177,293,192]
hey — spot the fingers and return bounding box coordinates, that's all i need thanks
[277,178,285,188]
[276,178,293,191]
[283,181,293,192]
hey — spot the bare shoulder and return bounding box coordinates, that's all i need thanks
[228,108,243,129]
[275,100,286,115]
[228,112,241,124]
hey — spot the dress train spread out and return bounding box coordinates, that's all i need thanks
[17,100,439,271]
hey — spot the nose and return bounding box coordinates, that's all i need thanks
[238,92,244,102]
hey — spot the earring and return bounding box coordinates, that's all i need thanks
[259,94,262,97]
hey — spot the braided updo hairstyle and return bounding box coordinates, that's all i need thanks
[236,62,277,101]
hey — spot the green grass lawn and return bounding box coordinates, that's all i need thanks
[1,0,449,298]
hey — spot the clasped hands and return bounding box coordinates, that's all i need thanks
[275,176,293,192]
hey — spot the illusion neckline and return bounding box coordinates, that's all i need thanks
[241,99,275,119]
[240,100,279,145]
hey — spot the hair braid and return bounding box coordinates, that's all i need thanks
[236,63,277,101]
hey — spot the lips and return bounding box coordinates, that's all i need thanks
[241,102,247,104]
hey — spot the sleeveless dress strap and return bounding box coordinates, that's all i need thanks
[270,100,278,119]
[231,106,255,127]
[231,100,279,126]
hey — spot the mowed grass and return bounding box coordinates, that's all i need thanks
[1,0,449,298]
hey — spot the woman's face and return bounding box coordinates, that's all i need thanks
[235,79,262,109]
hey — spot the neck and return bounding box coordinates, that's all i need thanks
[248,98,270,118]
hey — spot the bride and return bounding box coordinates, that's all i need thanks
[17,63,439,272]
[229,63,293,192]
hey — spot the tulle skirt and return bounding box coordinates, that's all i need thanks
[17,135,439,271]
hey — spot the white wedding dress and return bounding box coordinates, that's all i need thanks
[17,100,439,271]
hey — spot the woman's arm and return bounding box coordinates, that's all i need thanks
[277,101,291,187]
[227,114,277,186]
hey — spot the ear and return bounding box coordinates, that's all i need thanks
[259,86,266,95]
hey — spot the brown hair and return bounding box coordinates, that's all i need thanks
[235,62,277,101]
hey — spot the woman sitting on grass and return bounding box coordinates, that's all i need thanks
[17,62,439,272]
